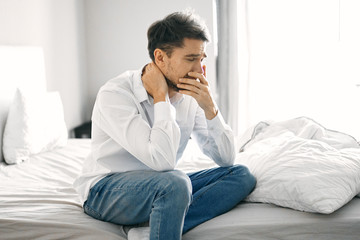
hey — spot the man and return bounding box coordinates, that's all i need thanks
[74,11,256,240]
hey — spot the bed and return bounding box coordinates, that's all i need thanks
[1,46,360,240]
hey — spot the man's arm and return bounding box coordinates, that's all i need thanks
[192,106,236,167]
[177,66,235,166]
[96,67,180,171]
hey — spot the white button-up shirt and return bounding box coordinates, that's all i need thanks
[74,69,236,204]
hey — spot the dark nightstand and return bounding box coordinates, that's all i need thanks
[73,121,92,138]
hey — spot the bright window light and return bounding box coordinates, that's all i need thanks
[241,0,360,138]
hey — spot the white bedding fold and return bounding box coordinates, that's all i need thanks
[235,117,360,213]
[0,139,126,240]
[238,117,360,151]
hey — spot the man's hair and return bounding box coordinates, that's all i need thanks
[147,10,210,62]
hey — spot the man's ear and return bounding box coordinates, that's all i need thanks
[154,49,166,67]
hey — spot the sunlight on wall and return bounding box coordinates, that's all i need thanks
[0,46,46,93]
[243,0,360,138]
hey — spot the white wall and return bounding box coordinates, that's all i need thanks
[0,0,87,132]
[84,0,217,119]
[0,0,216,131]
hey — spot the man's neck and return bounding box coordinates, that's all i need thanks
[168,88,177,98]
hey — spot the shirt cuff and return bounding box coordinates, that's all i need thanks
[154,101,176,123]
[206,111,228,134]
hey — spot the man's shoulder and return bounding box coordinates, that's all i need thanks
[100,69,141,93]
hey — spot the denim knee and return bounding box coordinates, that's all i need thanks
[157,170,192,207]
[231,165,256,193]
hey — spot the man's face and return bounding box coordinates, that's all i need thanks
[162,38,207,91]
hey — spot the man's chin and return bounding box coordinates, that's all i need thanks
[165,74,197,92]
[165,77,181,92]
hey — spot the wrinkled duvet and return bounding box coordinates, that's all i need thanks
[236,117,360,213]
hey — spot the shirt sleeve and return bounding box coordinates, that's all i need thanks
[95,90,180,171]
[192,106,236,167]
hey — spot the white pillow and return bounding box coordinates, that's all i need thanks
[3,88,68,164]
[236,126,360,214]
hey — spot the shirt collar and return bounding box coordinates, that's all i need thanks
[170,92,184,105]
[133,66,185,105]
[133,67,152,104]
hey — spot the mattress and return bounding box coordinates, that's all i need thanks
[0,139,125,240]
[1,139,360,240]
[183,198,360,240]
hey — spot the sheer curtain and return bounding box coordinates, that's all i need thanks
[217,0,360,138]
[216,0,248,135]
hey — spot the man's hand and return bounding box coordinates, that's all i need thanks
[177,66,218,120]
[141,62,168,103]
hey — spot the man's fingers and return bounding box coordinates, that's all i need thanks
[178,78,203,91]
[187,72,208,85]
[177,82,200,94]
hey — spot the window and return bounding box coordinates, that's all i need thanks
[237,0,360,138]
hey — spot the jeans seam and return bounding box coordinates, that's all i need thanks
[84,204,102,219]
[190,166,237,181]
[152,181,173,240]
[156,211,161,240]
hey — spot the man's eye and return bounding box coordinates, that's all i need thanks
[187,58,196,62]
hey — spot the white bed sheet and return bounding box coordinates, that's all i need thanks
[0,139,125,240]
[1,138,360,240]
[183,198,360,240]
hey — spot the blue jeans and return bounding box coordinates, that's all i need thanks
[84,165,256,240]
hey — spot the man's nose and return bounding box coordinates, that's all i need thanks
[193,62,203,74]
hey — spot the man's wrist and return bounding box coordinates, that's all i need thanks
[205,107,218,120]
[153,95,166,103]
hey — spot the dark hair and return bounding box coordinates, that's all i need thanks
[147,10,210,62]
